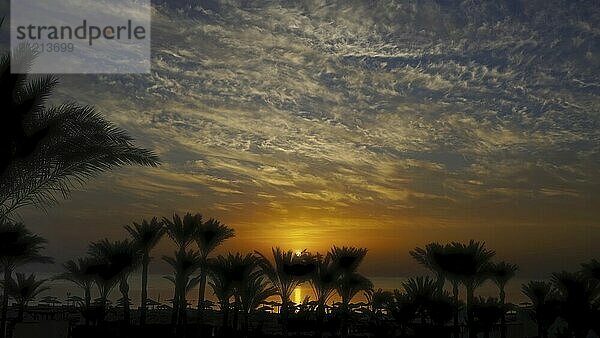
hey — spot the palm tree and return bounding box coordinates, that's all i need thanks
[444,240,495,338]
[194,218,234,324]
[402,276,438,324]
[163,249,203,327]
[125,217,165,325]
[237,268,276,335]
[164,213,201,253]
[522,281,559,338]
[489,261,518,338]
[163,213,203,327]
[330,246,371,338]
[412,243,465,338]
[581,259,600,281]
[0,221,53,338]
[54,257,96,311]
[5,273,49,322]
[387,290,418,338]
[88,239,140,325]
[208,255,236,331]
[255,248,315,337]
[208,253,275,335]
[551,271,599,337]
[471,297,506,338]
[309,252,341,336]
[0,49,159,221]
[410,242,447,293]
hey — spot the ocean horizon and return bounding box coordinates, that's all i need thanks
[33,273,532,308]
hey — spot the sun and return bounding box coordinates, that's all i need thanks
[295,250,302,257]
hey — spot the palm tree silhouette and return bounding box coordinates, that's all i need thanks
[255,248,315,337]
[5,273,49,322]
[309,252,342,337]
[410,242,447,293]
[238,267,276,335]
[88,239,140,325]
[55,257,96,324]
[194,218,234,326]
[521,281,559,338]
[387,290,418,338]
[489,261,518,338]
[444,240,495,338]
[164,213,202,253]
[471,297,506,338]
[163,249,203,328]
[220,252,271,334]
[330,246,371,338]
[581,259,600,281]
[163,213,203,328]
[402,276,438,324]
[208,254,236,331]
[0,49,159,221]
[0,221,53,338]
[551,271,599,337]
[125,217,165,325]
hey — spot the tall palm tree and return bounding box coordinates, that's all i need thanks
[208,254,236,331]
[0,49,159,221]
[412,243,464,338]
[402,276,438,324]
[238,269,276,335]
[5,273,49,322]
[194,218,234,324]
[163,213,203,327]
[551,271,599,337]
[387,290,418,338]
[163,249,203,327]
[522,281,559,338]
[330,246,371,338]
[0,221,53,338]
[125,217,165,325]
[410,242,447,293]
[55,258,96,309]
[216,252,272,334]
[164,213,202,253]
[471,297,506,338]
[255,248,315,337]
[581,259,600,281]
[88,239,140,325]
[489,261,518,338]
[309,252,341,337]
[444,240,495,338]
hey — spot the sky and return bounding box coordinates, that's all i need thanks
[3,0,600,278]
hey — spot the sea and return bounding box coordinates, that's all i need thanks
[31,273,534,308]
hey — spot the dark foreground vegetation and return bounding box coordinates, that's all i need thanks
[1,216,599,338]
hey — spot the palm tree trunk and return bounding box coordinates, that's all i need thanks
[500,287,506,338]
[1,267,12,338]
[467,284,475,338]
[281,298,290,337]
[232,295,240,331]
[140,255,149,325]
[316,300,326,338]
[197,266,207,325]
[17,304,24,323]
[452,282,460,338]
[221,301,229,329]
[84,285,91,326]
[119,277,130,325]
